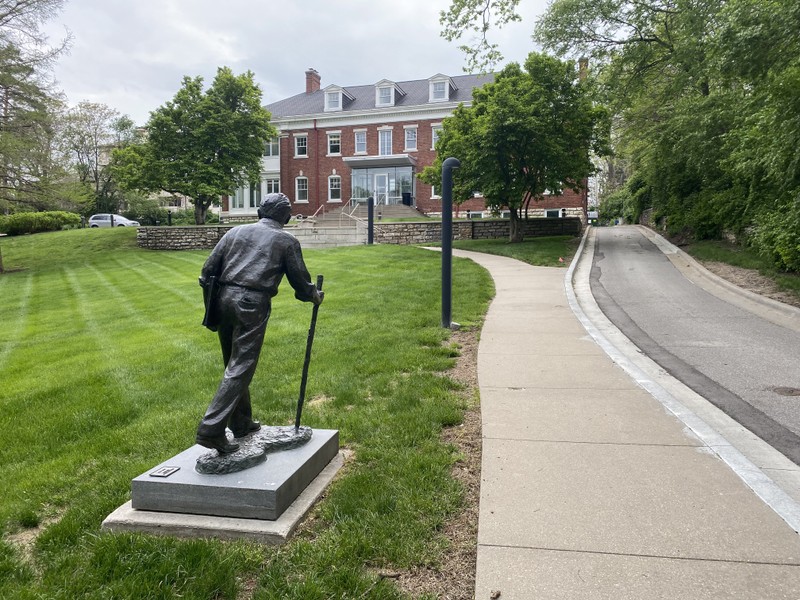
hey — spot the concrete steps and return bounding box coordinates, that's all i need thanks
[345,204,427,220]
[285,224,366,249]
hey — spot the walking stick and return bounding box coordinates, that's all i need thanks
[295,275,323,430]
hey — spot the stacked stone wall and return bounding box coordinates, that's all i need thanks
[137,218,582,250]
[137,226,234,250]
[374,218,582,244]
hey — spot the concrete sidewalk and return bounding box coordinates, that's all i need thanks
[456,231,800,600]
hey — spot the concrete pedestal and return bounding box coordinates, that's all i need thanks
[102,429,341,543]
[130,429,338,520]
[102,452,343,543]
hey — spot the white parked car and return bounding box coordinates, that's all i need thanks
[88,214,140,227]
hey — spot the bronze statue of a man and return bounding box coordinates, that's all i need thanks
[196,193,323,454]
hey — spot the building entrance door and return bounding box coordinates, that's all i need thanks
[374,174,388,205]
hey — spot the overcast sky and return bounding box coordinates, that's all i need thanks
[42,0,549,125]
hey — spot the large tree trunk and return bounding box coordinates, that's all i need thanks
[508,207,524,243]
[194,196,212,225]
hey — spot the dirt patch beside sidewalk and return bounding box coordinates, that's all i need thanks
[698,260,800,309]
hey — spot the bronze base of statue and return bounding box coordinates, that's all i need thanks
[195,425,313,475]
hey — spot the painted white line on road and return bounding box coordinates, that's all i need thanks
[565,228,800,534]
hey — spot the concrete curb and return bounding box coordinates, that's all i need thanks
[567,227,800,533]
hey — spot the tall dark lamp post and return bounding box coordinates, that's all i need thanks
[441,157,460,329]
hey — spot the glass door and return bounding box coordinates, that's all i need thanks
[374,174,388,206]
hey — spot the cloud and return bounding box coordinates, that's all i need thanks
[43,0,548,125]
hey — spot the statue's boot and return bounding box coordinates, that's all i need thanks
[196,435,240,454]
[232,420,262,438]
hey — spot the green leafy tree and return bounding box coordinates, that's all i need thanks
[0,0,71,213]
[113,67,275,224]
[421,52,609,242]
[442,0,800,269]
[440,0,521,72]
[59,101,139,214]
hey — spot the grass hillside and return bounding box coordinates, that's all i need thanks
[0,228,494,599]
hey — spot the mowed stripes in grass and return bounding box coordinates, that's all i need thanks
[0,227,493,599]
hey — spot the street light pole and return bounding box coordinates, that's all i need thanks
[441,157,460,329]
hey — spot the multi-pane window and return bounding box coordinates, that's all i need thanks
[378,86,392,105]
[354,130,367,154]
[431,81,447,101]
[265,178,280,194]
[326,91,340,111]
[404,127,417,151]
[232,187,245,209]
[264,137,280,156]
[378,129,392,156]
[431,125,443,148]
[296,177,308,202]
[328,132,341,155]
[328,176,342,202]
[295,135,308,157]
[250,181,261,207]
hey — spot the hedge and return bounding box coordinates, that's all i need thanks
[0,211,82,236]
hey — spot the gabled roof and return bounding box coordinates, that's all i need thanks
[428,73,457,88]
[322,84,355,101]
[267,73,494,119]
[374,79,407,97]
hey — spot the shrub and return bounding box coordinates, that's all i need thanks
[0,211,82,236]
[598,189,627,224]
[169,208,220,225]
[750,199,800,272]
[122,197,168,226]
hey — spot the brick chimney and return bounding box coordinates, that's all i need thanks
[305,68,321,93]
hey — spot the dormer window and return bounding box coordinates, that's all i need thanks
[325,91,340,111]
[323,85,354,112]
[374,80,405,108]
[429,75,455,103]
[377,86,393,106]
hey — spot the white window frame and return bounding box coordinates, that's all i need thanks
[431,124,442,149]
[328,175,342,203]
[264,137,280,157]
[376,86,394,107]
[265,178,280,194]
[430,80,448,102]
[378,128,393,156]
[294,134,308,158]
[232,186,245,209]
[250,180,262,208]
[354,130,367,154]
[325,91,341,112]
[545,209,561,218]
[430,185,440,199]
[404,126,417,151]
[327,131,341,156]
[295,177,309,203]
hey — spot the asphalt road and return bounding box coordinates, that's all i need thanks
[591,226,800,465]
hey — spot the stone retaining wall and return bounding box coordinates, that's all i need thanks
[137,226,234,250]
[137,218,582,250]
[374,218,582,245]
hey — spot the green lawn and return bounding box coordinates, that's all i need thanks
[0,228,494,599]
[451,235,580,267]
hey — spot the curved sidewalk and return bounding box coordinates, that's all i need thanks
[455,238,800,600]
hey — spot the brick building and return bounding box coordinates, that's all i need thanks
[221,69,587,221]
